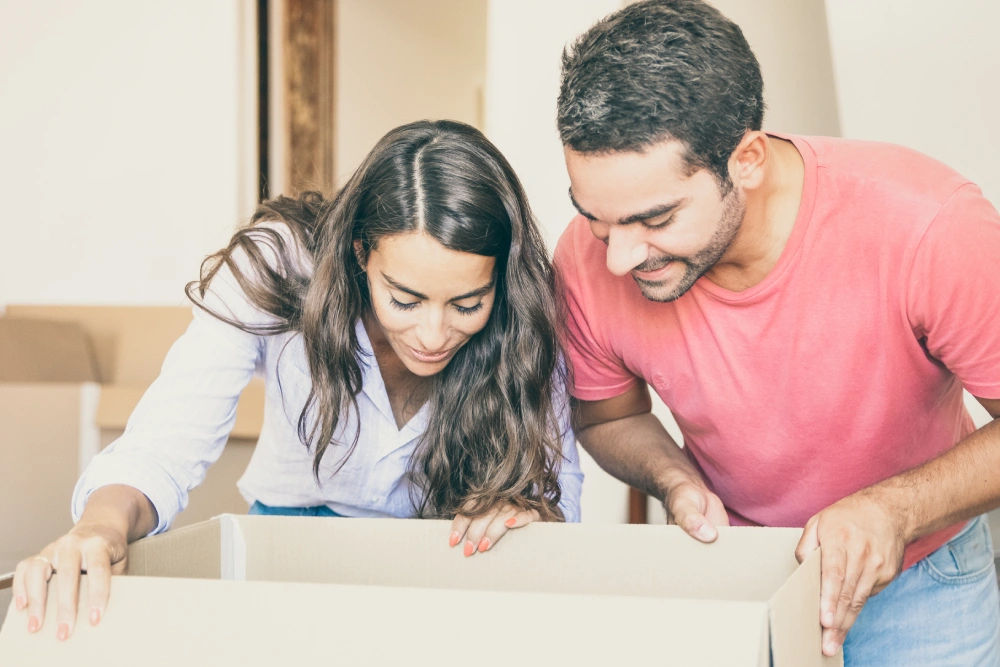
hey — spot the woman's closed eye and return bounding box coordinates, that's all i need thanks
[390,296,484,316]
[390,296,418,311]
[454,302,484,315]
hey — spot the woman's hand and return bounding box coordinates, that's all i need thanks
[12,521,129,641]
[449,503,541,557]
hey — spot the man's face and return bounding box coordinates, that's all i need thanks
[565,139,744,302]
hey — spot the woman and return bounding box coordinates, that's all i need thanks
[12,120,583,639]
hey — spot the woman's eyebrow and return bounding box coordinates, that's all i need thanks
[381,273,495,302]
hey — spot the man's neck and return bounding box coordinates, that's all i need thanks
[706,136,805,292]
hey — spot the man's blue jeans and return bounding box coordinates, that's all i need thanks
[844,513,1000,666]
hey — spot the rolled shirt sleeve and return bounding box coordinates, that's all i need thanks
[72,249,276,535]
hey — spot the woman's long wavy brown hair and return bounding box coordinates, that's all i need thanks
[186,120,566,520]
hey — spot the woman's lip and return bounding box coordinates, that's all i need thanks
[409,346,453,363]
[633,262,673,281]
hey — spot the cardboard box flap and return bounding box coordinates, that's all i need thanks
[238,516,803,601]
[0,575,773,666]
[768,549,843,667]
[0,318,97,383]
[96,378,265,438]
[142,516,804,602]
[128,519,222,580]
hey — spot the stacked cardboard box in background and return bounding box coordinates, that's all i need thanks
[0,306,263,626]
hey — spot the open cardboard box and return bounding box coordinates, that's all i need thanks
[0,516,841,666]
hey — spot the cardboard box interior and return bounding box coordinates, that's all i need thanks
[0,516,841,666]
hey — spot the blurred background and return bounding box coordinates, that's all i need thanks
[1,0,998,622]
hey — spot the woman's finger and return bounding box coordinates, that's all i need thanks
[12,559,28,613]
[55,543,83,641]
[23,553,54,634]
[81,541,114,627]
[501,509,540,531]
[449,514,473,548]
[478,508,540,553]
[462,508,501,558]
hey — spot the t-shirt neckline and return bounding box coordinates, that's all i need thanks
[692,132,818,304]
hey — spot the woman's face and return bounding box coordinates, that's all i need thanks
[360,231,497,377]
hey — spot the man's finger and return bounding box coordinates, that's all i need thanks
[823,627,847,658]
[830,555,863,637]
[669,495,717,542]
[795,519,819,564]
[836,568,878,644]
[819,543,848,630]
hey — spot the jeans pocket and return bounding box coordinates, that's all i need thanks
[922,515,996,585]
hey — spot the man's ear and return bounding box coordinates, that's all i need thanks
[728,130,769,192]
[353,239,367,270]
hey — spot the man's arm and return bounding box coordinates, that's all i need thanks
[574,382,730,541]
[797,395,1000,657]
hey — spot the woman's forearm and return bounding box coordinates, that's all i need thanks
[76,484,158,543]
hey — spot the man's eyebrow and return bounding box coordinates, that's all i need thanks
[568,187,685,225]
[382,273,495,302]
[568,188,597,220]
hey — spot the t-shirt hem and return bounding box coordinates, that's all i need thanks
[901,521,968,571]
[569,378,640,402]
[960,381,1000,401]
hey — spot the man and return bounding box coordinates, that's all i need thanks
[554,1,1000,664]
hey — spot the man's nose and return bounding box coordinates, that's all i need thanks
[605,226,649,277]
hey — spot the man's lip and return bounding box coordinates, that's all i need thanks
[409,346,453,363]
[633,262,673,281]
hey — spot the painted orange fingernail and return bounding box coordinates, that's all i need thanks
[478,537,491,552]
[449,531,461,547]
[27,616,39,633]
[463,541,475,557]
[504,517,517,528]
[14,595,25,611]
[57,623,69,641]
[89,607,101,626]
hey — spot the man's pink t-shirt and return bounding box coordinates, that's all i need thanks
[555,134,1000,570]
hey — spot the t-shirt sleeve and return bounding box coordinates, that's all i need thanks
[554,217,639,401]
[906,183,1000,399]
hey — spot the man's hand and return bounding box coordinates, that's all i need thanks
[664,479,730,542]
[795,491,907,657]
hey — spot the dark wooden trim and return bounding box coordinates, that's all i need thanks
[628,487,648,524]
[283,0,336,196]
[257,0,270,201]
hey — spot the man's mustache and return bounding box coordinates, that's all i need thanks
[634,254,686,273]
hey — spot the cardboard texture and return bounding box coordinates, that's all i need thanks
[0,517,841,666]
[0,306,265,628]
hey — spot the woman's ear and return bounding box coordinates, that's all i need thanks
[353,240,367,270]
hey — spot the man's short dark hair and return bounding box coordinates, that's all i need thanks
[557,0,765,191]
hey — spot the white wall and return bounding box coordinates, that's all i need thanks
[332,0,487,189]
[825,0,1000,206]
[484,0,633,523]
[0,0,255,307]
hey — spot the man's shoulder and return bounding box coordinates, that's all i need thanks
[798,134,971,207]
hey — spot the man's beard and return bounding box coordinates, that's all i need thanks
[632,190,745,303]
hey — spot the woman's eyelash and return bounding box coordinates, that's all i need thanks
[455,302,484,315]
[390,297,418,311]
